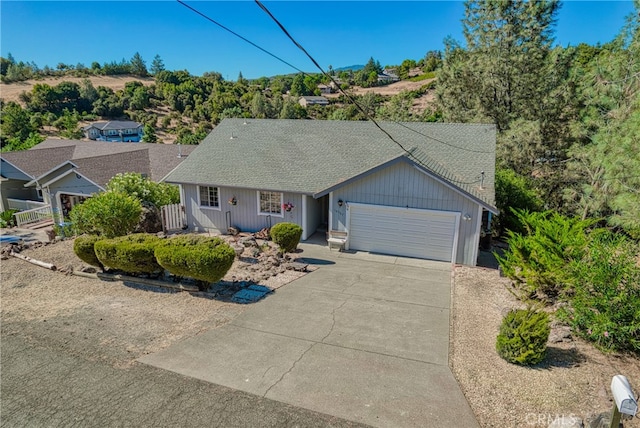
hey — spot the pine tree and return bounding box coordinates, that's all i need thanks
[150,54,165,75]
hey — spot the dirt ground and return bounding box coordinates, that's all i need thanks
[2,238,639,427]
[451,265,640,428]
[0,236,307,369]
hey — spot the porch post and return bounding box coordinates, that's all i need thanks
[301,195,308,241]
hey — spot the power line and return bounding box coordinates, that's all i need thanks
[176,0,306,74]
[253,0,487,187]
[176,0,489,188]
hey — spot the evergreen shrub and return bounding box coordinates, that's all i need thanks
[94,233,162,274]
[154,235,235,285]
[270,222,303,253]
[73,234,103,268]
[496,308,550,365]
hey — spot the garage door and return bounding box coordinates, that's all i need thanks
[347,203,459,262]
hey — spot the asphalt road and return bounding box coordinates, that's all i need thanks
[1,333,368,428]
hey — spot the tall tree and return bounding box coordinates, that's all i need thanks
[150,54,165,75]
[130,52,148,77]
[437,0,561,132]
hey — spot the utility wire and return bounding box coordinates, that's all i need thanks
[176,0,488,186]
[253,0,486,186]
[176,0,305,74]
[254,1,489,155]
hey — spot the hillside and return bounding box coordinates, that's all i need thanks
[0,75,155,104]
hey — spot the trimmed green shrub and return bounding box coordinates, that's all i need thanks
[94,233,162,275]
[70,190,142,238]
[496,309,550,365]
[558,232,640,354]
[270,222,303,253]
[154,235,235,285]
[73,235,103,269]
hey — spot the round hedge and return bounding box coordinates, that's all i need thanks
[73,234,103,268]
[496,308,550,365]
[154,235,235,284]
[270,222,303,253]
[94,233,163,275]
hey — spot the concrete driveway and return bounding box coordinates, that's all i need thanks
[140,241,478,427]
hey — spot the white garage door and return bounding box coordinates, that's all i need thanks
[347,203,459,262]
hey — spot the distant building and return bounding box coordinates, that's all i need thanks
[299,96,329,107]
[82,120,143,142]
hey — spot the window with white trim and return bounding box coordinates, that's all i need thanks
[199,186,220,208]
[258,191,282,215]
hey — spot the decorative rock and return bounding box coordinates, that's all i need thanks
[549,326,573,343]
[584,412,613,428]
[286,262,308,272]
[548,415,583,428]
[80,266,97,273]
[228,226,240,236]
[232,245,244,258]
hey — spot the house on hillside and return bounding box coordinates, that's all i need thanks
[162,119,497,266]
[0,140,194,227]
[377,70,400,84]
[317,84,332,94]
[298,96,329,107]
[82,120,143,142]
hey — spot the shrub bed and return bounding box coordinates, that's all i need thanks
[73,234,103,268]
[154,235,235,285]
[94,233,163,275]
[270,222,303,253]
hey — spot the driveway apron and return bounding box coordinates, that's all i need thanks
[139,245,479,427]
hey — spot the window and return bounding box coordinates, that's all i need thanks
[258,191,282,216]
[199,186,220,208]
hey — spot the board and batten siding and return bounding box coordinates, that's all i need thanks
[48,174,101,214]
[330,161,482,265]
[182,184,304,234]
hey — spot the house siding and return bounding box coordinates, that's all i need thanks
[330,161,481,265]
[47,174,101,218]
[182,184,304,234]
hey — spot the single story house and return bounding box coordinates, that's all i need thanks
[0,139,194,225]
[82,120,143,142]
[317,84,332,94]
[162,119,497,266]
[298,96,329,107]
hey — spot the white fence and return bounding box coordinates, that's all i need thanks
[7,198,47,211]
[14,205,54,228]
[161,204,186,232]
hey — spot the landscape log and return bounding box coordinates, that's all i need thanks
[10,252,57,271]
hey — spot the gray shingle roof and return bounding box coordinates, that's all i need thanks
[82,121,142,131]
[1,139,195,186]
[164,119,496,208]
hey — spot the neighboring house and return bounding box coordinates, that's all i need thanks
[82,120,144,142]
[162,119,497,266]
[298,96,329,107]
[377,72,400,84]
[0,139,195,225]
[317,84,332,94]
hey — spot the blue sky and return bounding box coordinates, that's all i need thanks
[1,1,636,80]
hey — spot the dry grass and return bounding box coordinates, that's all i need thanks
[451,265,640,428]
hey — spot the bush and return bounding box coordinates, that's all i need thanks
[496,210,597,301]
[270,222,303,253]
[70,191,142,238]
[493,168,542,236]
[154,235,235,285]
[496,309,550,365]
[73,235,103,269]
[106,173,179,208]
[558,232,640,354]
[94,234,163,275]
[0,209,18,228]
